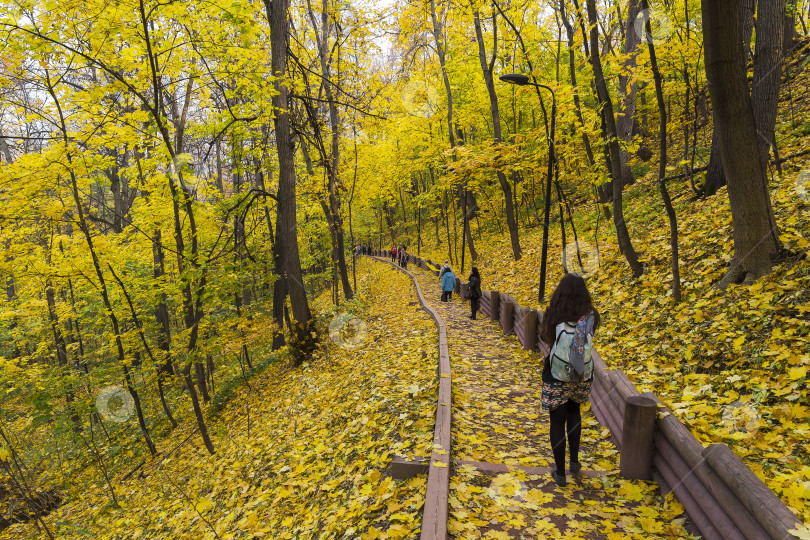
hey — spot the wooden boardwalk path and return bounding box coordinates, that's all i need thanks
[372,256,689,539]
[369,253,803,539]
[406,266,671,539]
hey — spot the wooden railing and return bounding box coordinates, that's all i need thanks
[368,251,802,540]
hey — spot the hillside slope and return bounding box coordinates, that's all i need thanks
[412,62,810,526]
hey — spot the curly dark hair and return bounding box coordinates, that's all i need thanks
[540,273,600,344]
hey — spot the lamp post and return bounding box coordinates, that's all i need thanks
[499,73,556,303]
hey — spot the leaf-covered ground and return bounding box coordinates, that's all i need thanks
[405,266,693,539]
[415,159,810,526]
[2,259,440,539]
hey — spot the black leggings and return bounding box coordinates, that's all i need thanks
[470,297,480,318]
[549,399,581,474]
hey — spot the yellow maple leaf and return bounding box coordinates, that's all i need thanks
[788,366,807,380]
[617,482,645,501]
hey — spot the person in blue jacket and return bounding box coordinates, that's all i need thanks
[441,267,455,302]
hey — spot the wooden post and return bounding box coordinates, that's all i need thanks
[489,291,500,321]
[500,300,514,335]
[521,309,537,351]
[619,395,657,480]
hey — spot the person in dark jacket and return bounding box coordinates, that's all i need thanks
[539,273,600,487]
[467,267,482,319]
[400,246,408,269]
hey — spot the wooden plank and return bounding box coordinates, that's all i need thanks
[591,348,609,373]
[590,381,624,448]
[589,386,623,449]
[514,306,526,345]
[654,454,723,540]
[642,393,771,540]
[703,444,802,540]
[456,459,615,478]
[481,291,491,318]
[391,456,430,479]
[369,256,451,540]
[655,436,747,540]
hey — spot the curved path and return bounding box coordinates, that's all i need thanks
[370,256,690,539]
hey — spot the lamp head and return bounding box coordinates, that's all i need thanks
[499,73,530,86]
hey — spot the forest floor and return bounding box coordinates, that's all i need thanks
[2,260,442,539]
[412,74,810,526]
[405,265,691,539]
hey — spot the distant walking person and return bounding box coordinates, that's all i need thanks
[441,266,455,302]
[439,261,450,278]
[400,246,408,269]
[467,267,482,319]
[391,243,397,262]
[540,273,600,487]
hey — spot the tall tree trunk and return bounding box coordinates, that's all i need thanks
[108,265,178,428]
[642,0,680,301]
[703,0,780,286]
[45,72,156,454]
[753,0,787,169]
[45,280,81,433]
[303,0,353,303]
[784,1,800,54]
[472,7,522,260]
[429,0,479,263]
[586,0,643,277]
[559,0,596,166]
[152,230,177,379]
[704,0,756,196]
[266,0,312,333]
[617,0,642,187]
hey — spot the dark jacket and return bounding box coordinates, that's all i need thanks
[467,272,482,299]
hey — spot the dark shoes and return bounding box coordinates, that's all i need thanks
[551,469,567,487]
[570,462,582,474]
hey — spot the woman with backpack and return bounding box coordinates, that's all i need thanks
[467,267,482,319]
[539,273,600,487]
[439,262,450,278]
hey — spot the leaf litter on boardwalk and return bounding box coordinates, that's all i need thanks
[410,269,693,539]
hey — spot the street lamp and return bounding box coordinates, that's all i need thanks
[499,73,556,304]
